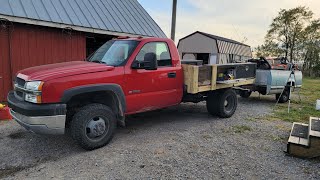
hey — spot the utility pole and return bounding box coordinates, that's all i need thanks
[171,0,177,41]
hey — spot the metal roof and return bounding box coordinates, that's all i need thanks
[179,31,250,47]
[178,31,252,57]
[0,0,166,38]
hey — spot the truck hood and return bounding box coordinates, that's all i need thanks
[17,61,115,81]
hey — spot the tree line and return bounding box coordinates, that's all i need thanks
[256,6,320,77]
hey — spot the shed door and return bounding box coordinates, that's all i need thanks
[0,27,12,102]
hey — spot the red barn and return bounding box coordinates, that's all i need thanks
[0,0,166,101]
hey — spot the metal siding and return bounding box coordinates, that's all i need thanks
[0,0,166,38]
[20,0,40,19]
[230,43,235,54]
[239,46,244,57]
[99,0,129,32]
[103,0,134,33]
[0,0,13,15]
[120,0,152,35]
[0,23,86,101]
[115,0,147,35]
[129,0,166,37]
[221,42,226,53]
[8,0,26,17]
[0,27,12,101]
[59,0,82,26]
[31,0,51,21]
[51,0,73,24]
[228,43,233,54]
[90,0,119,31]
[95,0,123,32]
[126,0,157,36]
[218,40,223,53]
[216,39,252,57]
[233,44,238,54]
[75,0,100,29]
[82,0,107,30]
[41,0,62,23]
[223,42,228,53]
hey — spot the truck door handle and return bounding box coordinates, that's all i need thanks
[168,72,176,78]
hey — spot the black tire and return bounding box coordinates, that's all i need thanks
[206,91,219,116]
[276,88,290,103]
[70,104,116,150]
[207,89,238,118]
[239,90,252,98]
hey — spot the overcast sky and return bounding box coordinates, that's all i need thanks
[138,0,320,47]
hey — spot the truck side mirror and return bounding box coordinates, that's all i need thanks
[131,60,141,69]
[144,53,158,70]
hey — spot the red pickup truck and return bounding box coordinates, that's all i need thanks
[8,37,254,150]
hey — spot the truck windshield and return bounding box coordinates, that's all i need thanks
[89,40,139,66]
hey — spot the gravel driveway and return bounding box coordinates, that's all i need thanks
[1,94,320,179]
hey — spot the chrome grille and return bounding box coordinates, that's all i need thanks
[14,77,26,100]
[16,77,26,87]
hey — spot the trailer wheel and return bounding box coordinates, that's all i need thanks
[276,88,290,103]
[239,90,252,98]
[70,104,116,150]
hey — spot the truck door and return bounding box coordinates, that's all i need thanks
[125,41,182,114]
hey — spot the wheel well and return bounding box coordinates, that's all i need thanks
[65,91,121,128]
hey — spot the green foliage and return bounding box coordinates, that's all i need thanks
[232,125,252,133]
[270,78,320,123]
[256,6,320,76]
[266,6,313,61]
[255,42,284,57]
[302,20,320,77]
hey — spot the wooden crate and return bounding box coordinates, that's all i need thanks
[182,64,256,94]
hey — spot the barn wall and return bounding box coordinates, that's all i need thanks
[0,23,86,101]
[0,27,11,102]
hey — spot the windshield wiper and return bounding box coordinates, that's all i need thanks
[90,60,106,64]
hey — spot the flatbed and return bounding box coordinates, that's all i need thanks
[182,63,256,94]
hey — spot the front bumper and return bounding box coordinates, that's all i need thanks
[10,109,66,135]
[7,91,66,135]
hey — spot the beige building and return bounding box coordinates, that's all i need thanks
[177,31,252,65]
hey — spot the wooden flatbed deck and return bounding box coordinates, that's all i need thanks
[182,64,256,94]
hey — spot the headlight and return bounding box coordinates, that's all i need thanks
[24,81,43,103]
[25,81,43,91]
[25,93,41,103]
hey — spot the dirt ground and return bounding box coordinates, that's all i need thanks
[1,94,320,179]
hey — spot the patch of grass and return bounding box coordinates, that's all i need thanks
[232,125,252,133]
[268,134,286,142]
[275,124,291,132]
[270,78,320,123]
[246,117,258,122]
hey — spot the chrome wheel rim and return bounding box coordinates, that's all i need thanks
[85,117,109,140]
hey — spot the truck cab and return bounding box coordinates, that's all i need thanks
[8,37,184,150]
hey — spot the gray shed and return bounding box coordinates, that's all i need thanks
[177,31,252,65]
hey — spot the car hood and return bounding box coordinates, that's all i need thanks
[17,61,115,81]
